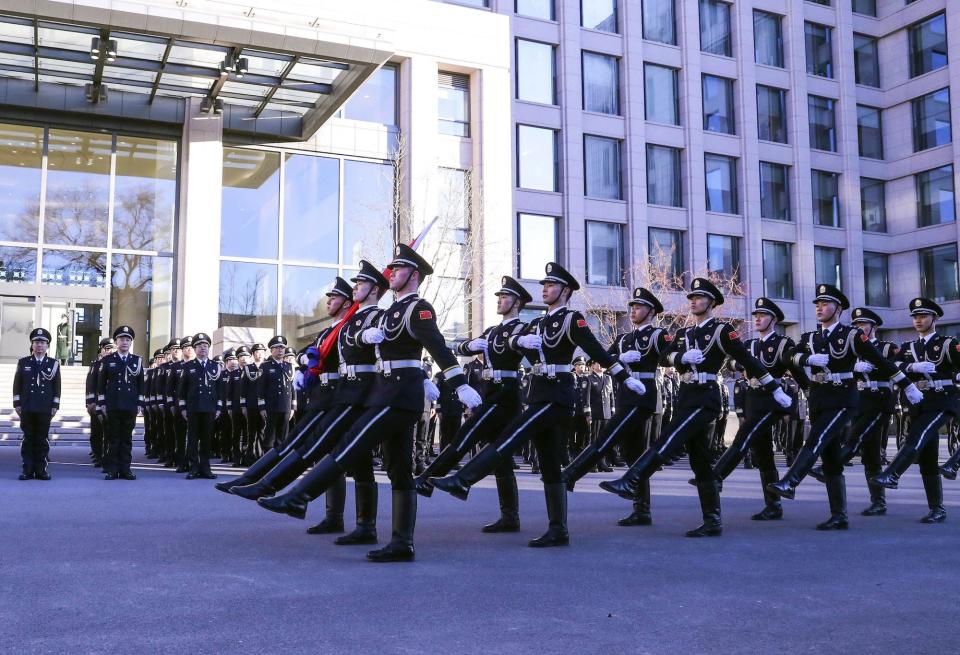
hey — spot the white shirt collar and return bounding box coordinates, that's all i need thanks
[396,292,419,302]
[696,317,714,329]
[922,332,937,344]
[499,316,520,325]
[758,331,775,342]
[821,322,839,337]
[547,305,567,316]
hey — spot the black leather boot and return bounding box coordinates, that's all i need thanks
[256,454,344,520]
[306,475,346,534]
[482,474,521,533]
[816,475,849,530]
[414,441,464,497]
[712,441,744,483]
[528,483,569,547]
[872,443,918,489]
[215,448,280,494]
[617,478,652,526]
[430,446,502,501]
[939,450,960,480]
[751,470,783,520]
[686,479,723,537]
[560,442,600,492]
[861,468,887,516]
[231,451,307,500]
[335,481,378,544]
[767,447,818,500]
[367,491,416,562]
[599,449,661,500]
[920,474,947,523]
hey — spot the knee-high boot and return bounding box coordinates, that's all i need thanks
[306,475,347,533]
[686,479,723,537]
[861,466,887,516]
[599,448,662,500]
[430,446,502,501]
[367,490,416,562]
[482,473,520,533]
[560,442,600,492]
[920,474,947,523]
[617,477,652,526]
[231,451,308,500]
[528,483,569,547]
[751,469,783,520]
[335,481,379,544]
[939,449,960,480]
[214,447,281,494]
[414,442,464,497]
[767,447,818,500]
[256,454,344,520]
[816,474,848,530]
[872,443,918,489]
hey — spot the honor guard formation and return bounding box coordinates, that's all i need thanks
[14,244,960,562]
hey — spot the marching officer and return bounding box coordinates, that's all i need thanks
[431,263,644,547]
[767,284,921,529]
[241,342,266,463]
[601,279,792,537]
[178,332,222,480]
[85,337,115,467]
[13,328,61,480]
[258,336,294,453]
[256,244,482,562]
[873,298,960,523]
[561,287,669,527]
[97,326,144,480]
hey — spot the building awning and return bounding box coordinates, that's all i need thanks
[0,0,395,140]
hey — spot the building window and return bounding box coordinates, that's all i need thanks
[812,170,840,227]
[863,252,890,307]
[808,95,837,152]
[438,72,470,137]
[762,240,793,299]
[343,161,394,266]
[585,221,624,285]
[584,135,622,200]
[221,148,280,259]
[814,246,843,290]
[860,177,886,233]
[909,13,948,78]
[808,0,830,5]
[760,162,790,221]
[699,0,732,57]
[516,39,556,104]
[342,65,398,126]
[912,88,952,152]
[517,125,558,191]
[754,10,784,67]
[649,228,685,285]
[852,0,876,17]
[757,85,787,143]
[644,64,679,125]
[516,0,554,20]
[282,265,338,349]
[582,52,620,115]
[642,0,676,45]
[282,154,339,264]
[853,34,880,88]
[707,234,740,284]
[517,213,558,280]
[857,105,883,159]
[704,153,738,214]
[805,22,833,78]
[582,0,617,33]
[917,165,956,228]
[219,261,279,330]
[920,244,960,303]
[702,75,735,134]
[646,145,682,207]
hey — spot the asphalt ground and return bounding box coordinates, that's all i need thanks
[1,445,958,654]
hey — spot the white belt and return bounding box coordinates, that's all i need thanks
[857,380,891,391]
[812,372,854,384]
[916,379,955,392]
[379,359,423,376]
[482,369,519,382]
[319,372,340,385]
[629,372,656,380]
[680,372,717,384]
[339,364,379,378]
[748,377,780,389]
[531,363,573,377]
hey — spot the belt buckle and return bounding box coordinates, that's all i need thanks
[482,369,492,381]
[381,361,392,377]
[546,364,556,379]
[857,380,865,391]
[532,362,544,376]
[681,372,691,384]
[346,365,356,380]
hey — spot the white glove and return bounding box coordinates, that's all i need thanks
[624,377,646,396]
[361,327,385,344]
[907,362,936,374]
[904,383,924,405]
[773,388,792,409]
[619,350,642,364]
[853,361,875,374]
[680,349,704,365]
[806,353,829,367]
[293,370,305,390]
[467,337,487,352]
[423,379,440,403]
[517,334,542,350]
[456,384,482,409]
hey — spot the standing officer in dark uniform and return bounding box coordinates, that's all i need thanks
[85,337,115,467]
[13,328,61,480]
[159,338,181,468]
[257,245,482,562]
[873,298,960,523]
[97,326,144,480]
[241,342,266,463]
[258,336,294,453]
[414,276,532,533]
[178,333,222,480]
[431,263,644,547]
[166,336,194,471]
[147,349,166,460]
[809,307,898,516]
[561,287,669,527]
[692,298,810,521]
[768,285,921,529]
[220,348,242,466]
[571,356,592,460]
[601,279,792,537]
[587,359,614,471]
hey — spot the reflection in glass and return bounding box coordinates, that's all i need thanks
[707,233,740,284]
[644,64,679,125]
[757,86,787,143]
[646,145,681,208]
[584,135,621,200]
[44,129,111,248]
[917,165,956,227]
[0,245,37,283]
[702,74,735,134]
[912,88,952,152]
[705,154,737,214]
[754,10,783,67]
[861,178,886,233]
[517,0,554,20]
[342,160,394,266]
[582,52,619,115]
[221,148,280,259]
[760,162,789,221]
[110,253,173,355]
[699,0,732,57]
[643,0,676,45]
[282,265,337,351]
[585,221,623,286]
[218,261,278,330]
[40,248,106,287]
[582,0,617,33]
[283,154,339,264]
[812,170,840,227]
[648,228,684,286]
[517,125,557,192]
[0,123,42,243]
[863,252,889,307]
[433,276,469,340]
[113,137,177,252]
[815,246,843,290]
[343,65,398,126]
[762,240,793,299]
[920,244,959,303]
[518,213,557,280]
[805,22,833,78]
[857,105,883,159]
[516,39,555,105]
[808,95,837,152]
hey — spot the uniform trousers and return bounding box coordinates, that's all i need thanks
[20,411,52,475]
[187,412,216,475]
[105,410,136,475]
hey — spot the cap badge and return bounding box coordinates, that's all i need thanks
[915,299,922,307]
[693,280,700,289]
[546,264,553,273]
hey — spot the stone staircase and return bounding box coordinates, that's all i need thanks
[0,363,144,446]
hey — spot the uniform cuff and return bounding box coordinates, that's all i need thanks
[442,365,465,381]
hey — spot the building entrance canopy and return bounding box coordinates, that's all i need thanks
[0,0,394,140]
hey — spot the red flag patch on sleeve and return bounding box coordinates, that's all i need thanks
[419,310,433,320]
[860,334,869,342]
[728,331,738,340]
[664,334,673,342]
[576,319,587,328]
